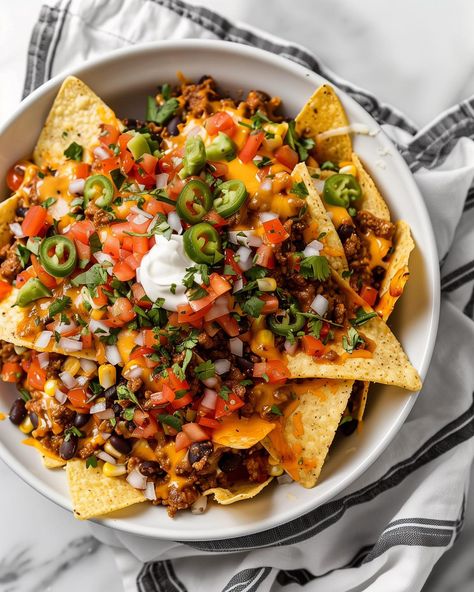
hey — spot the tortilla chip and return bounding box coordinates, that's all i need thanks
[43,456,66,469]
[295,85,352,164]
[352,153,391,221]
[33,76,118,169]
[292,163,348,274]
[376,221,414,321]
[0,195,20,249]
[286,271,421,391]
[204,477,273,505]
[0,290,96,359]
[212,414,275,449]
[257,379,353,487]
[66,459,145,520]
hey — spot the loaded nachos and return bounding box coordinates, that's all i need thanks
[0,76,420,519]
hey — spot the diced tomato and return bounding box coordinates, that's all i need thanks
[320,322,330,339]
[81,332,93,349]
[131,410,158,438]
[109,297,136,323]
[205,112,236,137]
[133,163,156,188]
[100,124,120,147]
[198,416,220,429]
[15,269,34,289]
[0,281,12,300]
[167,369,190,392]
[6,161,28,192]
[120,151,134,174]
[182,422,209,442]
[100,156,120,174]
[177,303,212,324]
[30,255,56,289]
[103,235,120,259]
[253,360,290,384]
[113,261,135,281]
[132,235,150,255]
[239,131,264,164]
[128,215,150,235]
[21,205,48,238]
[130,346,155,363]
[27,359,46,390]
[175,430,193,451]
[360,285,378,307]
[216,314,240,337]
[209,273,231,297]
[150,383,176,406]
[139,153,158,175]
[67,387,91,411]
[275,145,299,169]
[118,133,133,153]
[69,220,95,244]
[159,150,183,174]
[142,328,157,347]
[75,163,90,179]
[1,362,22,383]
[143,197,169,217]
[74,239,91,265]
[301,335,325,357]
[224,248,243,278]
[167,175,185,199]
[215,394,245,419]
[125,253,143,271]
[259,294,279,314]
[131,283,152,309]
[254,244,275,268]
[110,222,132,240]
[203,210,228,228]
[170,391,193,410]
[92,286,108,308]
[208,162,228,178]
[262,218,290,244]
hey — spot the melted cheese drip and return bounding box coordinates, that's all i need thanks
[325,204,352,228]
[155,442,189,500]
[365,231,392,270]
[0,412,6,421]
[23,437,63,461]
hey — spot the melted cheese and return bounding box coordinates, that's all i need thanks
[212,413,275,449]
[117,329,139,365]
[23,437,63,461]
[325,204,352,228]
[0,412,6,421]
[365,231,391,270]
[155,442,189,500]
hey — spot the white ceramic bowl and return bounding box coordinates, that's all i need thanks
[0,40,439,541]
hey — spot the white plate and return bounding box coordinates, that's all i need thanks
[0,40,439,541]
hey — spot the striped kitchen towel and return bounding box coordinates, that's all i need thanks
[24,1,474,591]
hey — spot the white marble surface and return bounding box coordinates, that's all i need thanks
[1,1,474,591]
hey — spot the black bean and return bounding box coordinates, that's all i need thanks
[337,224,355,243]
[126,421,135,432]
[73,413,90,429]
[59,436,78,460]
[15,206,28,218]
[218,452,241,473]
[9,399,26,425]
[112,403,122,415]
[340,419,358,436]
[29,412,39,430]
[139,461,164,478]
[234,356,253,376]
[103,385,117,404]
[109,434,132,455]
[372,266,386,283]
[166,115,181,136]
[188,440,213,466]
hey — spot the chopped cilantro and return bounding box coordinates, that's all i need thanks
[300,255,330,281]
[342,327,364,354]
[48,296,72,317]
[42,197,57,209]
[117,383,141,407]
[123,407,135,421]
[71,264,107,288]
[64,426,83,441]
[341,269,354,279]
[110,168,125,190]
[271,404,283,416]
[158,413,182,431]
[18,388,31,402]
[241,295,265,318]
[195,360,215,380]
[188,286,208,301]
[85,455,98,469]
[16,244,30,268]
[147,96,179,125]
[286,120,315,161]
[291,181,309,198]
[350,307,377,327]
[254,155,272,169]
[63,142,83,161]
[321,161,338,172]
[219,385,231,401]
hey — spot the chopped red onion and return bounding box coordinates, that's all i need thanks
[312,178,325,193]
[94,146,110,161]
[60,371,78,390]
[303,239,323,258]
[35,331,53,349]
[90,400,107,414]
[76,375,88,386]
[259,179,273,193]
[202,377,218,388]
[37,352,49,369]
[236,246,253,271]
[131,205,153,219]
[277,473,293,485]
[145,481,157,501]
[202,389,218,410]
[232,278,244,293]
[229,337,243,357]
[9,223,24,238]
[137,183,145,191]
[100,432,111,441]
[284,340,298,355]
[168,211,183,234]
[204,296,229,321]
[228,230,262,248]
[93,251,115,267]
[132,213,149,226]
[97,450,117,465]
[155,173,169,189]
[89,319,110,335]
[49,198,70,219]
[80,358,97,374]
[59,337,83,352]
[68,178,85,195]
[105,345,122,366]
[55,321,77,335]
[55,389,67,404]
[95,408,115,421]
[123,365,143,380]
[311,294,329,316]
[258,211,278,223]
[191,495,207,514]
[127,469,147,489]
[134,332,144,346]
[215,359,231,375]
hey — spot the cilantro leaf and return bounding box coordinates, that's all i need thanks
[86,455,98,469]
[64,142,83,161]
[64,426,83,441]
[71,264,107,288]
[123,407,136,421]
[195,360,215,380]
[286,120,315,161]
[117,383,141,407]
[16,244,30,268]
[342,327,364,354]
[219,385,231,401]
[271,404,283,416]
[158,414,182,431]
[147,97,179,125]
[300,255,330,281]
[241,296,265,318]
[110,168,125,190]
[350,307,377,327]
[18,388,31,402]
[291,181,309,198]
[48,296,72,317]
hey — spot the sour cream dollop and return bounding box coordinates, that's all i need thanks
[138,234,193,311]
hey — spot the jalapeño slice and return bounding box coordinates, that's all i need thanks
[183,222,222,265]
[323,174,361,208]
[213,179,247,218]
[267,304,305,336]
[39,235,77,278]
[176,179,212,224]
[84,174,114,208]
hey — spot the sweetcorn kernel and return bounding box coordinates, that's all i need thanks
[102,462,127,477]
[63,357,81,377]
[19,416,34,434]
[44,379,58,397]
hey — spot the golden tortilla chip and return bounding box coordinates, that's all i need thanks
[376,221,414,321]
[292,163,348,274]
[212,414,275,449]
[66,459,145,520]
[43,456,66,469]
[33,76,118,169]
[256,379,353,487]
[0,195,20,249]
[352,153,391,221]
[204,477,273,505]
[295,85,352,164]
[286,271,421,391]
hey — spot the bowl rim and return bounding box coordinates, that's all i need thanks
[0,38,440,541]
